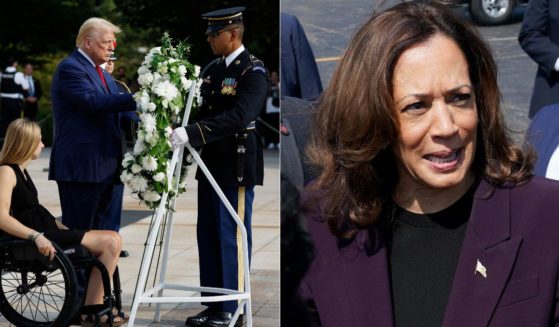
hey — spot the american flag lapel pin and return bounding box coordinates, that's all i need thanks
[475,259,487,278]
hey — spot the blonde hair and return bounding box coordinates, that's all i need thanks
[76,17,121,48]
[0,119,42,165]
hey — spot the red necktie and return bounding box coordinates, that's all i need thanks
[95,65,108,91]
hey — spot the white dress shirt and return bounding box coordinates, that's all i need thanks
[546,145,559,181]
[224,45,245,67]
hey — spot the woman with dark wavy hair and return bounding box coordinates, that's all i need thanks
[299,2,559,326]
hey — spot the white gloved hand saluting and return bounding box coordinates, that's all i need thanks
[170,127,189,150]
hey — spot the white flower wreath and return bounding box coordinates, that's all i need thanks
[121,33,202,209]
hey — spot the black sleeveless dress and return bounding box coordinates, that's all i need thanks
[5,164,85,247]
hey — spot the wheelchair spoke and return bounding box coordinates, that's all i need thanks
[1,266,68,323]
[0,244,80,327]
[1,271,23,288]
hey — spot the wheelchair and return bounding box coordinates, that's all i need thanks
[0,237,123,327]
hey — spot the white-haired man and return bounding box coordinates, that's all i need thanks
[49,17,136,240]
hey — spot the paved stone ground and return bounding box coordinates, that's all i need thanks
[0,149,279,327]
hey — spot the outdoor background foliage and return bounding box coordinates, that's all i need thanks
[0,0,279,145]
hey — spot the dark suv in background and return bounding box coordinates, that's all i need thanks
[453,0,528,25]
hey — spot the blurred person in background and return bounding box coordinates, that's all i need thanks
[518,0,559,119]
[0,58,29,140]
[22,63,42,121]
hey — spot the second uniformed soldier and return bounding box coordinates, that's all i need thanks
[170,7,268,327]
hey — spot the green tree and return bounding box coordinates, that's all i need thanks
[113,0,279,71]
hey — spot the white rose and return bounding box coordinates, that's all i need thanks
[138,72,154,87]
[152,72,162,85]
[147,102,157,112]
[133,139,145,155]
[142,190,161,202]
[158,64,168,74]
[194,65,200,76]
[121,153,134,168]
[120,170,132,183]
[138,65,150,75]
[141,113,157,134]
[145,133,159,146]
[131,164,142,174]
[181,76,192,91]
[153,172,166,182]
[178,65,187,75]
[137,91,150,110]
[148,47,161,55]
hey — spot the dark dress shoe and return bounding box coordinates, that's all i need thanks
[185,307,216,326]
[205,312,243,327]
[119,250,129,257]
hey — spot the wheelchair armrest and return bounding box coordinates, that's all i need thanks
[62,244,92,260]
[0,236,90,265]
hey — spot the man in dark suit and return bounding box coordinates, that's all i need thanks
[518,0,559,118]
[525,103,559,179]
[280,96,317,190]
[280,13,323,101]
[22,63,42,121]
[171,7,268,327]
[49,17,136,234]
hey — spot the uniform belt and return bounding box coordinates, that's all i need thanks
[0,93,23,99]
[245,121,256,130]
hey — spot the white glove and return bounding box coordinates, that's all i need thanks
[171,127,189,150]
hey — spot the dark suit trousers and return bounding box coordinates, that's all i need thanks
[0,98,23,138]
[197,177,254,313]
[23,101,38,121]
[98,183,124,232]
[57,181,118,231]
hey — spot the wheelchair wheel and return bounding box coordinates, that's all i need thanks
[0,240,78,327]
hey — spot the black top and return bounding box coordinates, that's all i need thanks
[4,164,58,232]
[389,188,474,327]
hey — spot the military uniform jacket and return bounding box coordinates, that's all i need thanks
[186,49,268,187]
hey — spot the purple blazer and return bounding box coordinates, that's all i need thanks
[300,177,559,326]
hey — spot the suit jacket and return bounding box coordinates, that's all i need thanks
[186,49,268,187]
[518,0,559,118]
[27,75,42,100]
[23,76,42,114]
[281,13,323,101]
[49,49,136,184]
[525,104,559,177]
[280,96,317,190]
[300,177,559,326]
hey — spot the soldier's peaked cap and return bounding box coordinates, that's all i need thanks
[201,7,246,34]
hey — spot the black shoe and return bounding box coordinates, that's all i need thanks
[119,250,129,258]
[205,312,243,327]
[185,308,216,327]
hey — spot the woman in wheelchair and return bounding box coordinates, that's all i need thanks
[0,118,128,326]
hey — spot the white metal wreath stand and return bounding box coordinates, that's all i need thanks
[128,85,252,327]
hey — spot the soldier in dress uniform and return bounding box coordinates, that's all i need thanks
[171,6,268,327]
